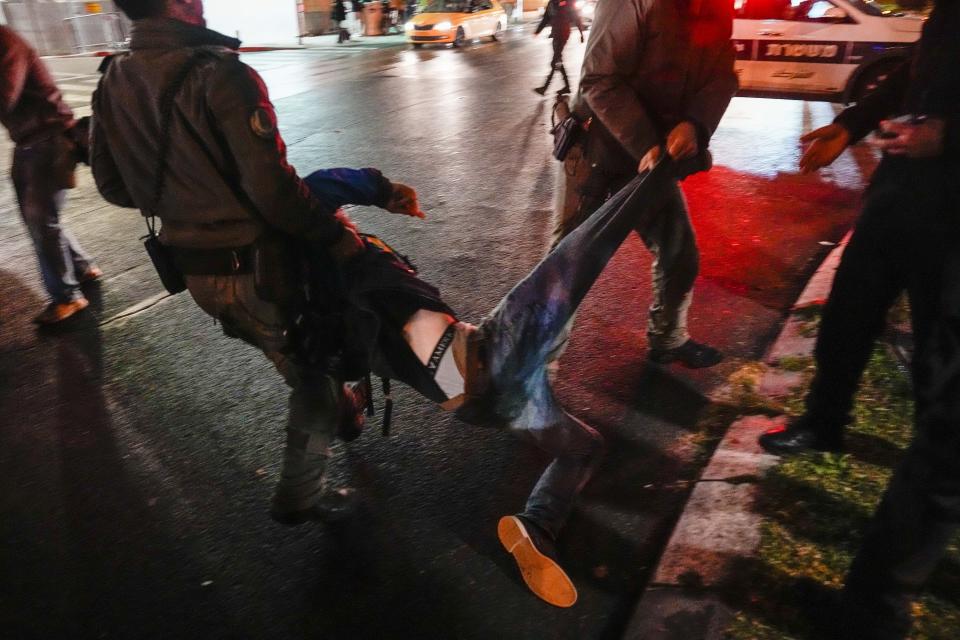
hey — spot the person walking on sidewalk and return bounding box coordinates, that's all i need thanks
[92,0,423,528]
[532,0,584,96]
[1,27,102,325]
[549,0,737,368]
[334,0,351,43]
[756,1,960,636]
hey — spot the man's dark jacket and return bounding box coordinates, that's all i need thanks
[535,0,584,42]
[90,19,371,250]
[834,0,960,165]
[575,0,737,171]
[0,27,74,145]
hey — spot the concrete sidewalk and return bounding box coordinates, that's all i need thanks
[622,235,855,639]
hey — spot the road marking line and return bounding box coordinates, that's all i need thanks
[99,292,173,327]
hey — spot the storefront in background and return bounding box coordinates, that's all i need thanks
[204,0,301,45]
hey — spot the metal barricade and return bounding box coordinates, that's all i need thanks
[64,12,128,53]
[1,1,128,55]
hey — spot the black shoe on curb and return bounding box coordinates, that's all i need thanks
[497,514,577,608]
[758,416,844,456]
[648,339,723,369]
[337,381,368,443]
[533,86,547,96]
[270,488,358,526]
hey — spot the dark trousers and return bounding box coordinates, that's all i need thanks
[539,33,570,91]
[552,145,699,352]
[185,273,341,515]
[807,159,960,638]
[805,160,949,431]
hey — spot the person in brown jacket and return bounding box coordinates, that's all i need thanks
[1,27,101,324]
[550,0,737,368]
[92,0,422,527]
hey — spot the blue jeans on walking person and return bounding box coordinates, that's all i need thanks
[472,160,676,538]
[12,135,91,304]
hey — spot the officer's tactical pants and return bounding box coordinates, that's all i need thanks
[185,273,340,515]
[552,144,699,352]
[809,160,960,639]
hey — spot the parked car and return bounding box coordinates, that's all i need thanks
[405,0,508,47]
[733,0,923,103]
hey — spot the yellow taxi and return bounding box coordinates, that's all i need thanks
[405,0,508,47]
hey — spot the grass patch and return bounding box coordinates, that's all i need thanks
[723,347,960,640]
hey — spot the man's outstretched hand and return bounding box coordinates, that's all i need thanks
[386,183,426,219]
[799,123,850,174]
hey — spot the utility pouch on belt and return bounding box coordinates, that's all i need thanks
[143,229,187,295]
[253,233,300,305]
[551,95,591,162]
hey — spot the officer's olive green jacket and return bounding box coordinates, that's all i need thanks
[91,18,346,249]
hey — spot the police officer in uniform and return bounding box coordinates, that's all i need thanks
[755,1,960,635]
[91,0,423,524]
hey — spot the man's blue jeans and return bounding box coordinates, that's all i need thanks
[474,161,675,538]
[12,136,91,304]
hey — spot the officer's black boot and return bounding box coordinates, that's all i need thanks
[759,414,845,456]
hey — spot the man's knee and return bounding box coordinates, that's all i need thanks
[541,412,605,458]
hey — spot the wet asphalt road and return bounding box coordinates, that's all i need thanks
[1,28,875,640]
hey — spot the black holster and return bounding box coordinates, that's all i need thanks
[253,232,302,306]
[143,233,187,295]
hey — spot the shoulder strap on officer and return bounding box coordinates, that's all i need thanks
[147,52,209,226]
[97,54,118,74]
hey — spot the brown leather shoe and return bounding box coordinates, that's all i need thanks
[497,515,577,608]
[33,297,89,325]
[78,266,103,284]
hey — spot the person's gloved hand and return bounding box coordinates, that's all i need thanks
[385,183,426,218]
[799,123,850,174]
[874,118,945,158]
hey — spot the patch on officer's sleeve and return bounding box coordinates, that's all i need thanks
[249,108,276,138]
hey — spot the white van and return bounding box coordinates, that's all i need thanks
[733,0,923,103]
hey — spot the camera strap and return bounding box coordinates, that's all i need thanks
[144,51,209,236]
